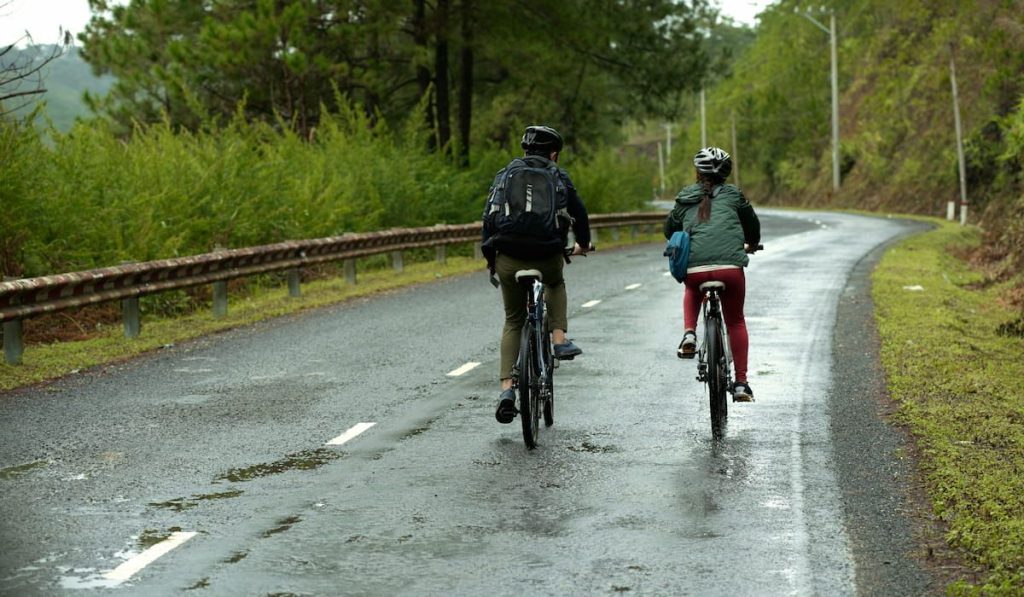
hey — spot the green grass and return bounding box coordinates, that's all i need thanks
[873,219,1024,593]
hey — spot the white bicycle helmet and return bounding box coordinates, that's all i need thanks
[693,147,732,178]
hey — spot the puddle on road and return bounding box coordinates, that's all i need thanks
[262,516,301,538]
[224,550,248,564]
[149,490,244,511]
[216,449,340,482]
[138,527,183,549]
[0,460,48,480]
[401,426,430,441]
[567,441,618,454]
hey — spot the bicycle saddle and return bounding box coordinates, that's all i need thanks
[515,269,543,283]
[699,281,726,292]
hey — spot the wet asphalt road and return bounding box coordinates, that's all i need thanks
[0,211,935,596]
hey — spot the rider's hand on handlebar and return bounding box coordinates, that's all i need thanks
[744,243,760,254]
[570,242,589,256]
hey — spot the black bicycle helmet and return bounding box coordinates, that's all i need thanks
[693,146,732,178]
[521,125,564,152]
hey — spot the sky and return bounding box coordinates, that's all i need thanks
[1,0,776,45]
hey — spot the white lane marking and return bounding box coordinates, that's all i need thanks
[327,422,376,446]
[625,283,642,290]
[581,300,601,308]
[447,362,481,377]
[663,271,672,277]
[103,531,196,583]
[173,368,213,374]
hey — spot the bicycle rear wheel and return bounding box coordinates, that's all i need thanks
[705,317,728,438]
[518,326,540,448]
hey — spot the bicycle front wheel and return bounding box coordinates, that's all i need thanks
[518,325,540,449]
[705,317,728,438]
[541,314,554,428]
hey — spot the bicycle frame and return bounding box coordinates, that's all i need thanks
[519,280,554,395]
[510,275,555,448]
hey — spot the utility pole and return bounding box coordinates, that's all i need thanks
[699,87,707,148]
[799,10,840,192]
[949,51,968,225]
[731,111,740,188]
[657,141,665,198]
[663,123,673,163]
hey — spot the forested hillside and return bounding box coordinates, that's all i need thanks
[1,0,727,279]
[687,0,1023,280]
[0,45,113,131]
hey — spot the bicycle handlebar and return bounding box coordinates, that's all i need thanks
[486,243,595,288]
[564,243,596,264]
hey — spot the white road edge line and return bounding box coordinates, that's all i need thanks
[581,300,601,308]
[625,283,642,290]
[447,362,481,377]
[103,531,197,583]
[327,422,377,446]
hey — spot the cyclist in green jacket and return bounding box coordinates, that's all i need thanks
[664,147,761,401]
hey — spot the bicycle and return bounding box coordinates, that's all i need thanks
[490,246,591,449]
[694,244,762,438]
[510,268,555,449]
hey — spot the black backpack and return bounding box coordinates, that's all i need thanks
[484,157,569,242]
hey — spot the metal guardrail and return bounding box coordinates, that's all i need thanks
[0,211,666,364]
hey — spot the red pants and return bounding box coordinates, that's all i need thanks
[683,268,749,383]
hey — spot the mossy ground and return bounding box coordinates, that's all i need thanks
[873,219,1024,593]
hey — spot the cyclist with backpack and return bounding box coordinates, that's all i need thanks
[482,125,591,424]
[664,147,760,401]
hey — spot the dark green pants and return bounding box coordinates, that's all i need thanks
[495,252,568,380]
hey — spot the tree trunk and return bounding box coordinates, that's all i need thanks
[457,0,474,167]
[434,0,451,154]
[412,0,436,151]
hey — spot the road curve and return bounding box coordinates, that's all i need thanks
[0,210,935,595]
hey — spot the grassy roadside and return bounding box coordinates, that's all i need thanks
[872,219,1024,593]
[0,232,663,393]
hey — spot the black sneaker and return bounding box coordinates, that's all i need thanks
[554,340,582,360]
[495,389,517,423]
[732,381,754,402]
[677,331,697,359]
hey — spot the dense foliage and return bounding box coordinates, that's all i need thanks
[0,107,654,277]
[682,0,1024,279]
[81,0,711,158]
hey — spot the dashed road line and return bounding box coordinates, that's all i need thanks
[103,531,197,583]
[327,422,376,446]
[447,362,481,377]
[663,271,672,277]
[625,283,642,290]
[581,300,601,308]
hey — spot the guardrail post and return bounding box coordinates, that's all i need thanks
[213,281,228,317]
[611,227,620,242]
[391,250,404,273]
[474,243,483,260]
[436,245,447,265]
[3,319,23,365]
[631,225,639,240]
[287,268,301,297]
[344,259,357,284]
[211,244,228,317]
[119,262,140,338]
[122,297,141,338]
[2,276,22,365]
[591,229,599,246]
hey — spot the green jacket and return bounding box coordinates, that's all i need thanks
[663,183,761,269]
